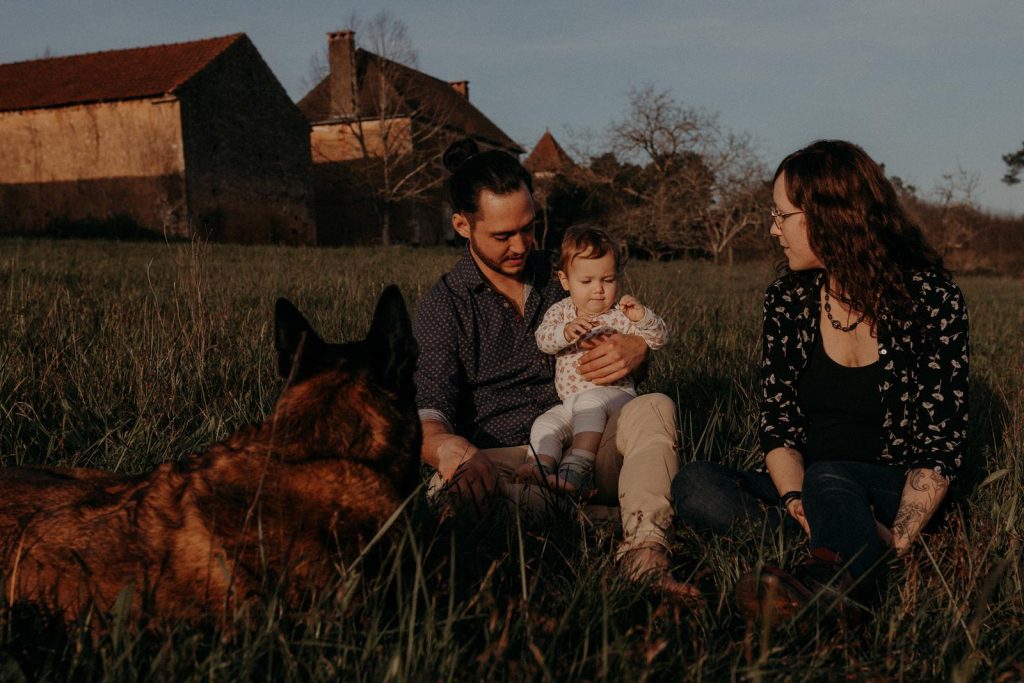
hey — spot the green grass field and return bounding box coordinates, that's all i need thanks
[1,238,1021,681]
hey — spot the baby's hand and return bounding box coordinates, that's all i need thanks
[619,295,646,322]
[564,316,594,342]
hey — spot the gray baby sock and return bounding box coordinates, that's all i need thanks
[557,448,596,494]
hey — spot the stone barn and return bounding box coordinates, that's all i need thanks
[0,34,315,244]
[298,31,522,246]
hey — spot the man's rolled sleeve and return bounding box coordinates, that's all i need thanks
[417,408,453,433]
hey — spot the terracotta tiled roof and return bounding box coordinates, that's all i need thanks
[298,49,522,153]
[0,34,245,112]
[524,131,575,174]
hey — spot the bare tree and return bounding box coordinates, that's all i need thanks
[303,11,419,91]
[573,86,710,258]
[310,11,458,245]
[359,11,419,67]
[931,166,981,260]
[577,86,767,262]
[301,46,330,94]
[694,132,768,264]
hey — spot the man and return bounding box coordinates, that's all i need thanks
[414,141,691,597]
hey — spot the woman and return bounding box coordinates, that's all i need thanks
[672,140,969,619]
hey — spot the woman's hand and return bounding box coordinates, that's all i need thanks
[577,332,648,384]
[786,498,811,536]
[766,448,807,536]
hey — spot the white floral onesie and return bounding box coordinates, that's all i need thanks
[530,297,668,461]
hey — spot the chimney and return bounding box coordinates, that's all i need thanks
[327,30,357,118]
[449,80,469,100]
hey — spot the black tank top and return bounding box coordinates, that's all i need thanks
[797,335,883,465]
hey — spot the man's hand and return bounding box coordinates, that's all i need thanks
[564,316,595,342]
[448,450,499,504]
[618,295,646,322]
[434,435,497,504]
[422,420,498,506]
[577,331,648,385]
[434,433,479,479]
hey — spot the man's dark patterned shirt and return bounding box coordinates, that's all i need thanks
[413,250,563,448]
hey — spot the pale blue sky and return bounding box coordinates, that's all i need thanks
[3,0,1022,214]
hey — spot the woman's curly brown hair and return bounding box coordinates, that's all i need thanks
[775,140,947,324]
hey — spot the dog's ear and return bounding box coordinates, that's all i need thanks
[366,285,418,394]
[275,298,324,381]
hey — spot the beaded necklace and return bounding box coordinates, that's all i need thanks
[824,290,864,332]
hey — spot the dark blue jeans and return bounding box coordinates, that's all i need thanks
[672,460,905,580]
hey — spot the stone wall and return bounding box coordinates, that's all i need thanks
[310,118,413,163]
[310,119,450,245]
[0,99,188,236]
[178,37,315,245]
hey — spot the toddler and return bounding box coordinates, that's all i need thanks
[516,225,668,494]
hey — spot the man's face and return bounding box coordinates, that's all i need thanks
[453,185,536,280]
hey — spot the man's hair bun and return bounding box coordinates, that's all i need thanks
[443,138,481,173]
[443,138,532,215]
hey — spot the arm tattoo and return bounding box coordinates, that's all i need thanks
[909,469,950,494]
[892,469,950,546]
[891,502,928,541]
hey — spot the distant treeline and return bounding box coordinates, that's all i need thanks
[901,195,1024,276]
[533,157,1022,277]
[524,88,1024,275]
[533,171,1023,276]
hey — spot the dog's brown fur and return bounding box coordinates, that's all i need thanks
[0,286,420,619]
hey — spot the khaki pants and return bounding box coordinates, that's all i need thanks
[430,393,679,554]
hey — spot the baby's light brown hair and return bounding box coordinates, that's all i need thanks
[556,224,626,274]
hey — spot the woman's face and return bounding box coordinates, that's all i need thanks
[771,173,824,271]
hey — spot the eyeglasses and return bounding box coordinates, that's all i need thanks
[770,207,803,228]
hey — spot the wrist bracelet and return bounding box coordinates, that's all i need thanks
[779,490,803,508]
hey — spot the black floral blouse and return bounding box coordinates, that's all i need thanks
[758,269,969,482]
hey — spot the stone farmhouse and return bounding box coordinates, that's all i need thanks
[298,31,522,246]
[0,34,315,244]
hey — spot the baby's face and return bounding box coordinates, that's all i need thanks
[558,252,618,317]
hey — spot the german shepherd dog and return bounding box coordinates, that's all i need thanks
[0,286,420,620]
